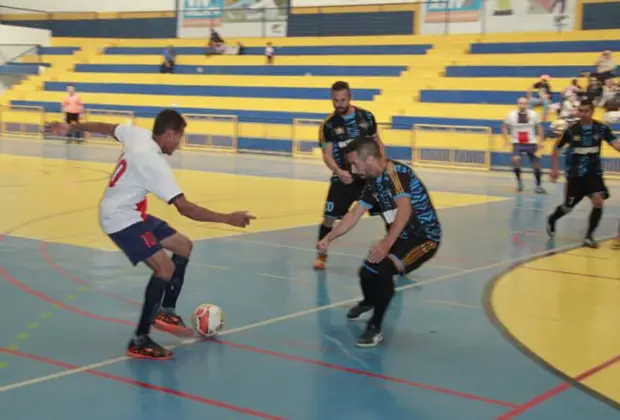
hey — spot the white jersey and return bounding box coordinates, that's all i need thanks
[504,109,540,144]
[99,124,183,234]
[604,111,620,124]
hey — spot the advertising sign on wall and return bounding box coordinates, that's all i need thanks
[421,0,576,34]
[178,0,288,37]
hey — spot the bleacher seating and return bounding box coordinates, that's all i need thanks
[1,30,619,166]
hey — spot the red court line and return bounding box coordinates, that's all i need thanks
[522,266,620,281]
[496,353,620,419]
[2,253,518,409]
[40,241,141,307]
[0,347,285,420]
[214,339,517,408]
[0,265,134,327]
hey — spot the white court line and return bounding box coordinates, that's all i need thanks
[0,236,603,394]
[222,236,464,271]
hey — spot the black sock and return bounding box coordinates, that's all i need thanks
[318,224,332,241]
[587,207,603,238]
[513,167,522,184]
[549,205,568,223]
[317,224,332,256]
[369,273,395,330]
[359,268,378,307]
[534,168,541,186]
[162,254,189,310]
[136,275,168,337]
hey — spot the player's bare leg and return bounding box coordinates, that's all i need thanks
[153,232,194,337]
[584,193,604,248]
[314,217,335,270]
[127,250,175,360]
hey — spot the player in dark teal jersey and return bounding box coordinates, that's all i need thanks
[313,81,385,270]
[548,100,620,247]
[317,136,441,347]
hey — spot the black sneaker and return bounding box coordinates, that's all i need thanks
[583,237,598,248]
[535,186,546,194]
[355,324,384,348]
[126,335,173,360]
[346,303,373,320]
[546,215,556,239]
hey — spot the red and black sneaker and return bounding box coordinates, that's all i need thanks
[127,335,173,360]
[154,311,194,338]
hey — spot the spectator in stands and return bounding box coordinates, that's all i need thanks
[603,100,620,124]
[600,78,618,108]
[207,29,224,55]
[527,74,552,121]
[585,76,603,105]
[265,42,274,64]
[562,78,583,99]
[594,50,616,82]
[160,46,176,74]
[62,84,83,144]
[237,41,245,55]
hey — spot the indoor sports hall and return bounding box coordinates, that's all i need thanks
[2,1,620,419]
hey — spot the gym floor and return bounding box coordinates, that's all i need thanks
[0,137,619,419]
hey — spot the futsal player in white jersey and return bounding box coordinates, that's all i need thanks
[502,97,546,193]
[45,109,255,360]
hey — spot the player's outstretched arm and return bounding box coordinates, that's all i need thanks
[324,202,367,242]
[172,194,255,228]
[45,121,117,137]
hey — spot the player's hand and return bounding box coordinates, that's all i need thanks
[368,239,390,264]
[337,170,353,185]
[317,237,330,254]
[226,211,255,228]
[44,122,70,136]
[549,168,559,183]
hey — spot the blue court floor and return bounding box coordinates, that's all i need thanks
[1,137,620,419]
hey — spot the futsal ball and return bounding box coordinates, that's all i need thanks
[192,304,224,338]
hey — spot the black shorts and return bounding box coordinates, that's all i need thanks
[388,235,439,274]
[323,178,380,219]
[564,173,610,208]
[107,215,177,266]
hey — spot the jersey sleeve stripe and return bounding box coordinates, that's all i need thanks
[386,165,405,195]
[358,200,374,209]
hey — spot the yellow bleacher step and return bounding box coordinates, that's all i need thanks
[84,54,423,67]
[50,72,409,90]
[424,77,580,92]
[451,52,601,66]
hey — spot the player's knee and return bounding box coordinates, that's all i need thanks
[178,234,193,258]
[591,194,605,208]
[511,155,521,166]
[360,259,396,289]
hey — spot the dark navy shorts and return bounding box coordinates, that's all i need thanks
[108,215,177,266]
[512,143,538,159]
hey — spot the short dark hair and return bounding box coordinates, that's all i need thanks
[579,100,594,109]
[331,81,350,92]
[344,136,381,159]
[153,109,186,136]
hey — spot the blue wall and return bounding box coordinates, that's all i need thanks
[582,2,620,30]
[287,11,414,37]
[1,18,177,38]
